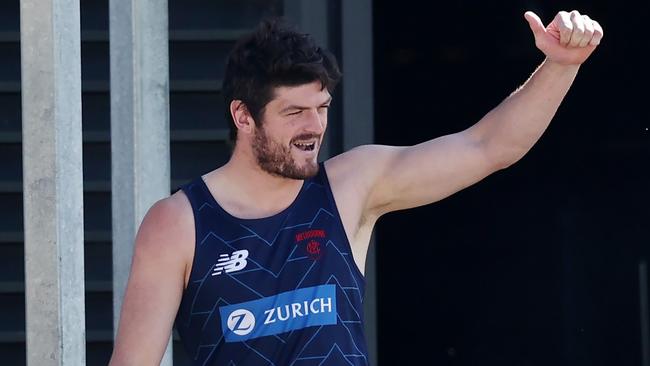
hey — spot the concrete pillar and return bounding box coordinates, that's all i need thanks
[341,1,376,364]
[20,0,86,364]
[109,0,172,363]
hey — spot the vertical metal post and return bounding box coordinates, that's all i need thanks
[283,0,333,159]
[341,1,376,364]
[20,0,86,364]
[109,0,172,363]
[341,0,374,149]
[641,259,649,366]
[286,0,377,363]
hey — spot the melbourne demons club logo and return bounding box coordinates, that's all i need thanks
[295,229,326,260]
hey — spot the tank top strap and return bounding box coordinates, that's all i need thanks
[179,177,218,239]
[316,162,337,211]
[180,177,214,211]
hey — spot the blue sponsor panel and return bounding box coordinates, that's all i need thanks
[219,284,337,342]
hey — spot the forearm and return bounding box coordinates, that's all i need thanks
[470,58,580,168]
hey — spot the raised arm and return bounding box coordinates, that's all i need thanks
[338,10,603,219]
[109,193,194,365]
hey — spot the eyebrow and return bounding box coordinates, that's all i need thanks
[279,96,332,114]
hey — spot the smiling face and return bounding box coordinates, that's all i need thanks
[251,81,331,179]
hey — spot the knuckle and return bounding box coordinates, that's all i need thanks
[561,22,574,31]
[594,21,604,32]
[558,11,571,22]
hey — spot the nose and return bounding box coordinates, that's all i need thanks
[304,108,326,135]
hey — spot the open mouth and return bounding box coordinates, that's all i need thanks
[292,141,316,152]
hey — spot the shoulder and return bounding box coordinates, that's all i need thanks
[134,190,195,267]
[139,191,193,239]
[143,190,193,229]
[323,144,403,230]
[324,144,402,192]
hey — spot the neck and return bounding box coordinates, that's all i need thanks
[202,145,305,219]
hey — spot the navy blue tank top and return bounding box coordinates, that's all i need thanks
[175,164,368,365]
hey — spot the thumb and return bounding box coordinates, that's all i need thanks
[524,11,546,37]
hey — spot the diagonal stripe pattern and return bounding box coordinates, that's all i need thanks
[175,164,369,365]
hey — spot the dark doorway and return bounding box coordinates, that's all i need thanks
[373,1,649,365]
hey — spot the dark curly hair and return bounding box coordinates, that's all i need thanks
[222,18,342,142]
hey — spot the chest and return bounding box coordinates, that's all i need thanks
[194,205,361,300]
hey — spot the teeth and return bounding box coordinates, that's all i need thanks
[293,141,315,151]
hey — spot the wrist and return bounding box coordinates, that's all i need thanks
[542,57,581,73]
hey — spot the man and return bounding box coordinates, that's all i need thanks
[110,9,603,366]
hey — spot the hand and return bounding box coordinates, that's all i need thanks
[524,10,604,65]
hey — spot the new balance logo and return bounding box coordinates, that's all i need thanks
[212,249,249,276]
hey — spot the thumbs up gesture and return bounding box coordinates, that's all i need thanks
[524,10,604,65]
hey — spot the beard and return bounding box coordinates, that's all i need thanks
[252,125,320,180]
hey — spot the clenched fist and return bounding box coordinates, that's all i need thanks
[525,10,604,65]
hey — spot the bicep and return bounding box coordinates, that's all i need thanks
[367,130,499,215]
[110,198,192,365]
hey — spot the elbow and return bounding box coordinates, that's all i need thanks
[467,129,529,172]
[488,156,512,172]
[486,145,528,171]
[495,157,518,171]
[495,151,521,170]
[467,129,525,172]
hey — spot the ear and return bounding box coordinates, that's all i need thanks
[230,100,255,135]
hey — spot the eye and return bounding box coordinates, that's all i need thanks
[287,110,302,116]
